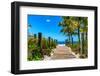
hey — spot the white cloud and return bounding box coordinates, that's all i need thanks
[46,19,51,22]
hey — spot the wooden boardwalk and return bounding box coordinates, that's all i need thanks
[51,45,76,60]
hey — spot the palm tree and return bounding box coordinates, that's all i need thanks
[59,16,88,58]
[73,17,85,55]
[82,17,88,41]
[80,17,88,56]
[59,16,78,46]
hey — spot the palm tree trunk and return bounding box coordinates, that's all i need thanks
[78,26,81,53]
[86,32,87,40]
[82,33,85,54]
[68,33,71,44]
[71,34,73,46]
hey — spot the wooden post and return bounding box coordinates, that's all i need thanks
[55,39,58,45]
[38,32,42,48]
[34,34,37,44]
[54,39,57,47]
[51,38,53,48]
[38,32,44,57]
[48,37,51,48]
[34,34,37,39]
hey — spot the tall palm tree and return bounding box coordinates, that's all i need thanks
[80,17,88,56]
[59,16,78,46]
[73,17,85,54]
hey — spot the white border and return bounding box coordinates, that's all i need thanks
[20,6,95,70]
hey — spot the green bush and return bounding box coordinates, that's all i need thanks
[28,33,57,61]
[28,55,33,61]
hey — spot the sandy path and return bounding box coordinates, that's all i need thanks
[51,45,76,60]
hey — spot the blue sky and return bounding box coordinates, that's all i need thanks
[28,15,78,42]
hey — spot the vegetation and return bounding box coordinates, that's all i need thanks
[28,32,58,61]
[28,16,88,61]
[59,16,88,58]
